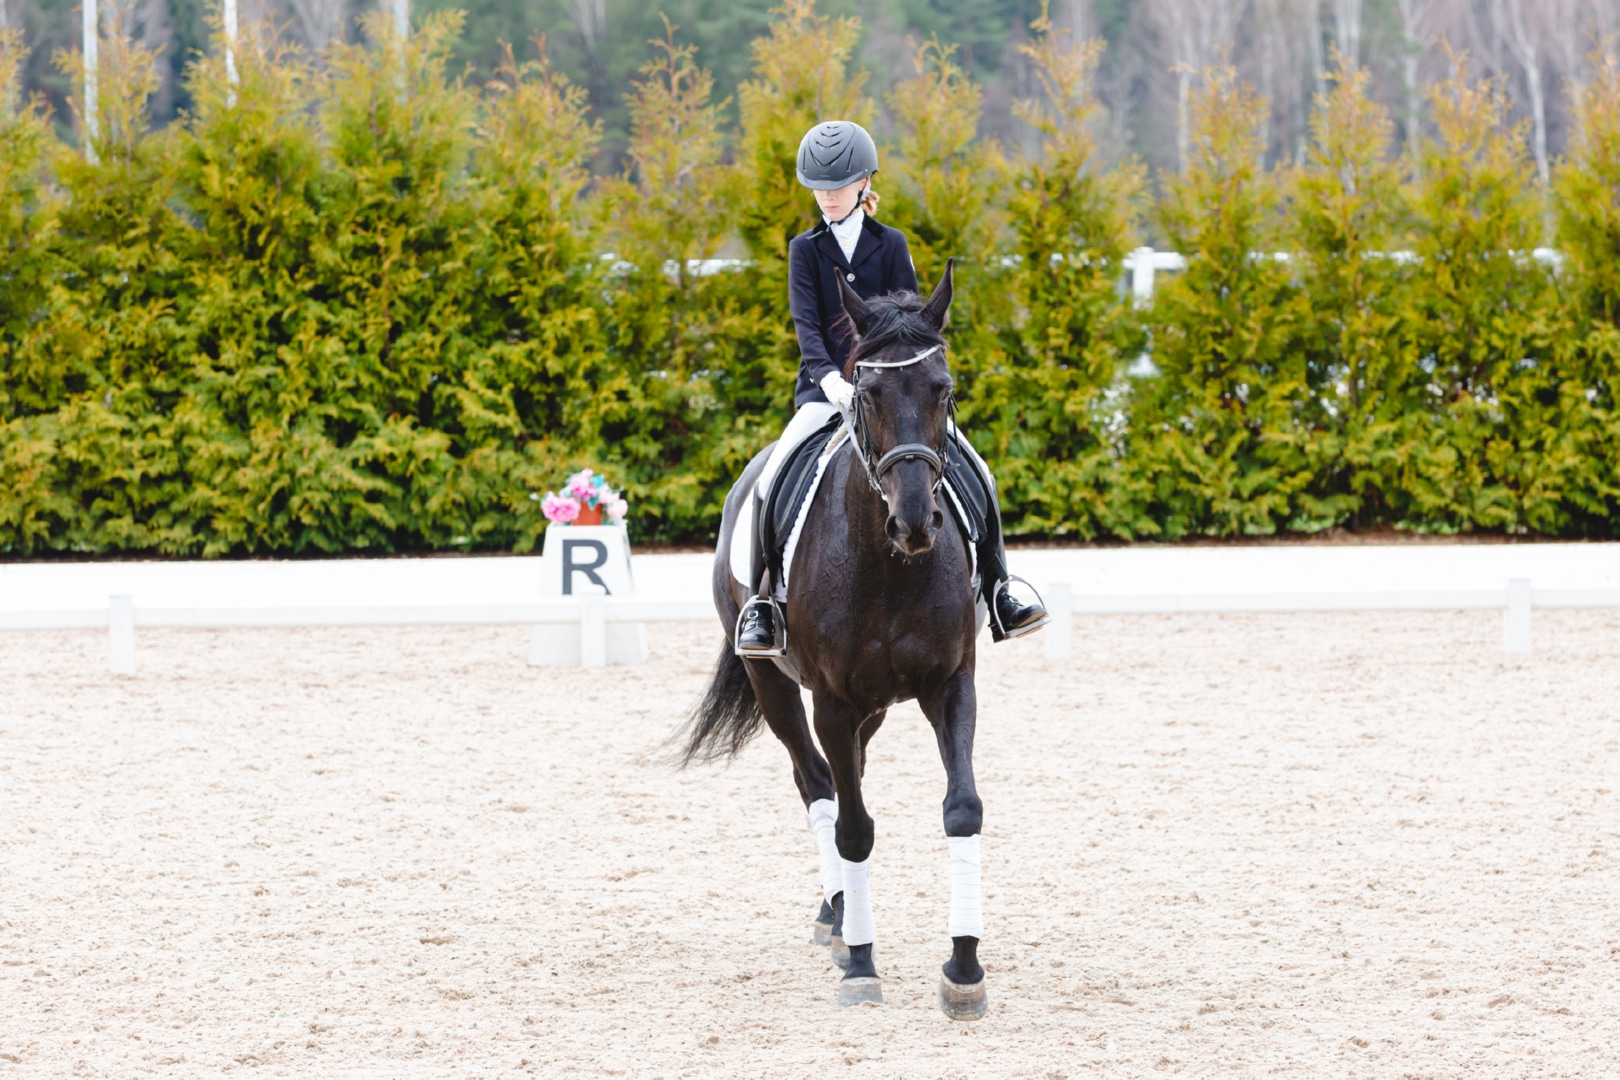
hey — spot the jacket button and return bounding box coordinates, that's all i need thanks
[846,273,855,282]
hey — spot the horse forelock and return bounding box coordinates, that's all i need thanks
[840,292,947,378]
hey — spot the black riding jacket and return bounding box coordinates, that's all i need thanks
[788,214,918,407]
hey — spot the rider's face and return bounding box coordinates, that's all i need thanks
[815,178,867,221]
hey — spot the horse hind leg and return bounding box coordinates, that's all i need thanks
[742,659,844,956]
[814,694,884,1007]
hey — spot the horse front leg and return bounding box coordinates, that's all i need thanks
[922,669,989,1021]
[813,691,884,1007]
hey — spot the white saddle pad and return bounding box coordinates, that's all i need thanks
[728,428,849,597]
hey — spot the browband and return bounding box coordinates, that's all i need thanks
[854,343,943,370]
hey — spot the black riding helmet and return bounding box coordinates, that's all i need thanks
[796,121,879,190]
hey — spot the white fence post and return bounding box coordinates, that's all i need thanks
[1129,246,1155,303]
[1504,578,1531,654]
[82,0,99,163]
[1044,582,1072,661]
[109,594,135,674]
[223,0,238,104]
[579,587,606,667]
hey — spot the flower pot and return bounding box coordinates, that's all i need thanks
[574,504,604,526]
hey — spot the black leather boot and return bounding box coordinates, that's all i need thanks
[949,431,1050,643]
[990,579,1049,642]
[735,493,786,657]
[735,597,783,656]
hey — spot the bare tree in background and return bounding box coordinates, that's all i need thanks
[1492,0,1548,182]
[1152,0,1249,170]
[284,0,347,55]
[1396,0,1434,151]
[1327,0,1361,65]
[569,0,609,85]
[1252,0,1314,162]
[1544,0,1612,93]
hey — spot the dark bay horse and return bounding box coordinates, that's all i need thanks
[677,263,990,1020]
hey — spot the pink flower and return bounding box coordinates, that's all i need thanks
[541,493,580,524]
[605,497,629,521]
[564,470,597,501]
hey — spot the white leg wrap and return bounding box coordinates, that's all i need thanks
[840,858,875,947]
[947,834,984,939]
[807,798,841,904]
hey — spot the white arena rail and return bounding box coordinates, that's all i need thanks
[3,546,1617,672]
[2,577,1615,672]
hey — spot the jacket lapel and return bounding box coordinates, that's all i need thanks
[812,227,853,275]
[849,217,884,270]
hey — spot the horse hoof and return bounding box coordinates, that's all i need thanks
[828,934,850,969]
[837,976,884,1007]
[938,975,988,1021]
[812,919,833,948]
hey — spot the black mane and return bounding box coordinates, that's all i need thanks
[841,291,947,376]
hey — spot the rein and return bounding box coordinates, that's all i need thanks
[847,343,954,497]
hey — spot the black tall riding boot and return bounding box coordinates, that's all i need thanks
[735,495,785,657]
[953,433,1049,643]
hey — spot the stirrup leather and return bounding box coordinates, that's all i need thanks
[989,574,1050,643]
[734,596,787,657]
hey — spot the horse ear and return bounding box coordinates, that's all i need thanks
[837,273,873,337]
[922,258,954,330]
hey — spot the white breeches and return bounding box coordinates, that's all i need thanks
[947,834,984,939]
[755,402,840,500]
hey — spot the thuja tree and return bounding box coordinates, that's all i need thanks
[305,11,486,552]
[172,25,342,554]
[1127,66,1306,538]
[0,30,67,550]
[36,23,193,553]
[597,21,747,541]
[968,14,1142,539]
[464,42,606,551]
[881,37,1010,502]
[1283,56,1410,529]
[1549,49,1620,531]
[1403,55,1561,533]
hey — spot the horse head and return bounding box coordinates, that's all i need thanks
[836,260,956,558]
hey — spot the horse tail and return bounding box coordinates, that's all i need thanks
[674,641,763,766]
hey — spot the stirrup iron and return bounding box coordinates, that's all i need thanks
[734,595,787,657]
[990,574,1049,643]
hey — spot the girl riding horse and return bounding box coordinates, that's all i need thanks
[735,119,1048,654]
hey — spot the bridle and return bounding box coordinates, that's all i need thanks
[846,342,956,498]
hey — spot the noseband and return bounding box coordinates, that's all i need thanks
[848,343,954,497]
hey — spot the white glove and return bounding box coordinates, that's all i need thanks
[820,370,856,413]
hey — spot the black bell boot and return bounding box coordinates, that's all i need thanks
[990,578,1049,642]
[735,597,784,656]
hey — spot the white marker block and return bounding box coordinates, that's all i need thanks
[1504,577,1531,654]
[528,524,646,666]
[1044,581,1072,661]
[579,585,606,667]
[109,594,135,675]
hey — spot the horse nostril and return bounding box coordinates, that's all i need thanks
[928,510,944,535]
[886,516,907,544]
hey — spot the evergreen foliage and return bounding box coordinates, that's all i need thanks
[1,6,1617,556]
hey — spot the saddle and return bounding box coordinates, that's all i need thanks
[755,415,989,593]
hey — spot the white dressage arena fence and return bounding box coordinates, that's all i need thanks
[3,541,1619,672]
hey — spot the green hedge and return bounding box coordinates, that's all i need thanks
[1,8,1618,555]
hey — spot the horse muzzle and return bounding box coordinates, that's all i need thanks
[886,506,945,555]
